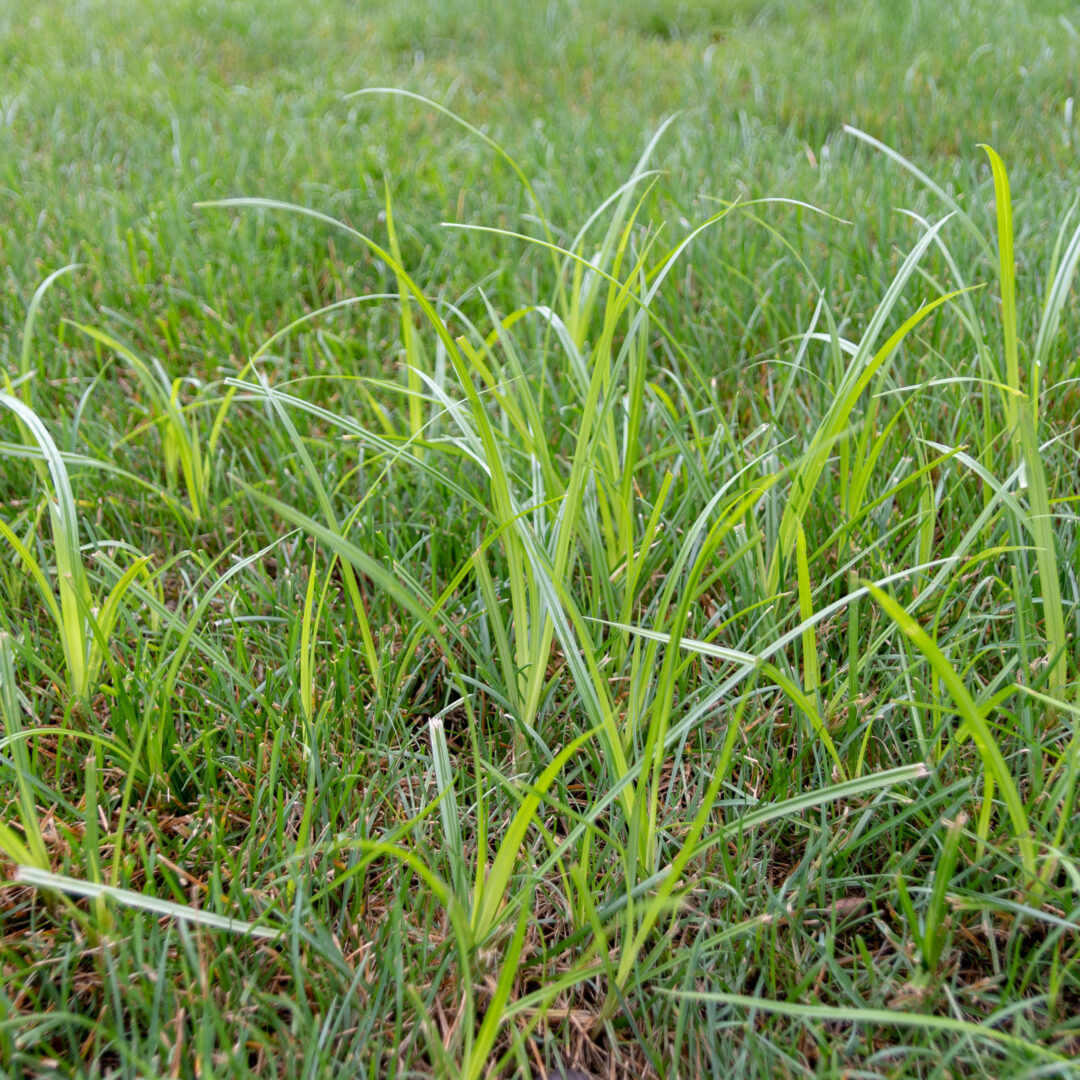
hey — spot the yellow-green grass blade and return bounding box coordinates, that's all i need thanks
[69,324,206,520]
[769,279,972,593]
[0,634,51,872]
[980,145,1021,437]
[464,888,530,1080]
[865,583,1037,883]
[796,523,819,694]
[254,374,382,696]
[471,727,596,941]
[0,392,94,698]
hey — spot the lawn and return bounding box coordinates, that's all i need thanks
[2,0,1080,1076]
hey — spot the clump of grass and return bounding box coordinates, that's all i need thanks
[0,390,154,706]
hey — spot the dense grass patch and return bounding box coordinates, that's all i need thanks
[2,1,1080,1077]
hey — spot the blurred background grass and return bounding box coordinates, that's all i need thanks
[3,0,1078,375]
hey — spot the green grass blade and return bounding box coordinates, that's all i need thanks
[865,583,1037,882]
[1018,405,1068,700]
[980,145,1020,437]
[666,990,1065,1062]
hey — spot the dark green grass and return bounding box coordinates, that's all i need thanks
[2,1,1080,1078]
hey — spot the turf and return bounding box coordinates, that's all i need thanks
[2,1,1080,1077]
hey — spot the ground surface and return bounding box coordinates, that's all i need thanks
[2,1,1080,1077]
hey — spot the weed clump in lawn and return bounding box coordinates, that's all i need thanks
[2,2,1080,1074]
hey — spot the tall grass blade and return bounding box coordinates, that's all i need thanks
[1018,406,1068,700]
[980,145,1021,437]
[14,866,284,940]
[865,583,1037,882]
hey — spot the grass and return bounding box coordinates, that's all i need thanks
[2,0,1080,1076]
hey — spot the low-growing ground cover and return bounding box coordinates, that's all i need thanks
[2,1,1080,1076]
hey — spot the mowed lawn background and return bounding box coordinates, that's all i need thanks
[2,0,1080,1077]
